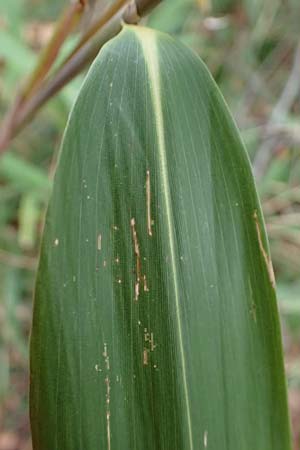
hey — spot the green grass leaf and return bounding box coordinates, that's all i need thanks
[0,153,51,196]
[30,26,291,450]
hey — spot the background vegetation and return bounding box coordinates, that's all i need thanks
[0,0,300,448]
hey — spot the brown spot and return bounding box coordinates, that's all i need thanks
[131,218,140,259]
[97,234,102,251]
[254,211,276,288]
[144,329,150,342]
[150,333,156,351]
[204,430,208,448]
[105,376,111,450]
[143,349,149,365]
[146,170,153,237]
[131,218,141,300]
[131,218,150,300]
[144,329,156,352]
[95,364,102,372]
[143,275,149,292]
[103,343,110,370]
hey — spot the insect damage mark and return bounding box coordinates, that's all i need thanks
[143,328,157,367]
[131,218,141,301]
[143,349,149,365]
[102,343,111,450]
[131,218,150,300]
[97,234,102,251]
[144,330,156,352]
[105,376,111,450]
[143,275,149,292]
[253,211,276,289]
[146,170,153,237]
[204,430,208,448]
[103,343,110,370]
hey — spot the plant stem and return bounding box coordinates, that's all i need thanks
[135,0,162,15]
[22,0,87,101]
[0,1,88,154]
[66,0,129,62]
[11,7,126,138]
[0,0,162,154]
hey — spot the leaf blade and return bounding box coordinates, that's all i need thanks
[30,25,291,450]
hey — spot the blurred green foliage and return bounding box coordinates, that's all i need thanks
[1,0,300,448]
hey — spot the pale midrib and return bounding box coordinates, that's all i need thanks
[135,28,194,450]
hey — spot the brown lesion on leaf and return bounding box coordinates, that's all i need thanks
[131,218,141,300]
[143,328,156,367]
[204,430,208,448]
[253,210,276,289]
[103,343,110,371]
[105,376,111,450]
[102,343,111,449]
[150,332,156,351]
[146,170,153,237]
[143,349,149,365]
[144,328,156,351]
[143,275,149,292]
[97,233,102,251]
[131,218,150,300]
